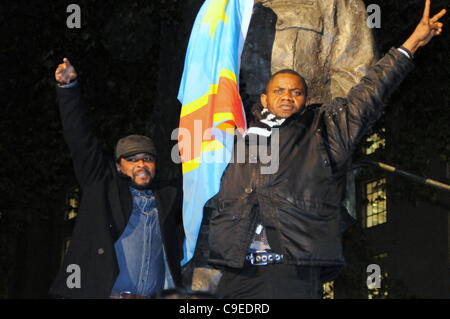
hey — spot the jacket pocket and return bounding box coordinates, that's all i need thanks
[211,199,243,223]
[278,193,338,221]
[300,199,339,220]
[209,199,251,264]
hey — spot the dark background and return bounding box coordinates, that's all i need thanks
[0,0,449,298]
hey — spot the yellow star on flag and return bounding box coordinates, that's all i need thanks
[202,0,229,39]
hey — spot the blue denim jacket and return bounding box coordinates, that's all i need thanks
[111,187,174,296]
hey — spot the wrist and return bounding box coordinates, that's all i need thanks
[57,76,77,85]
[401,37,420,55]
[57,79,78,88]
[398,46,414,59]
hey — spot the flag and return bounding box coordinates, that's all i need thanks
[177,0,253,266]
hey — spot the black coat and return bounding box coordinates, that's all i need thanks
[208,49,414,280]
[49,85,183,298]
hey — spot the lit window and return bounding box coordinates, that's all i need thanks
[67,209,77,220]
[368,272,389,299]
[66,187,80,220]
[323,281,334,299]
[61,238,73,265]
[365,128,385,155]
[364,178,387,228]
[64,239,71,254]
[368,253,389,299]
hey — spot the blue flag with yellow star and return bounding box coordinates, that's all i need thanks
[177,0,253,266]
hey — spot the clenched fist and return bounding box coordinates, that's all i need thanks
[55,58,78,84]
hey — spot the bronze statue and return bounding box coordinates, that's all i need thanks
[242,0,377,105]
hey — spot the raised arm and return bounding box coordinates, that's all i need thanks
[322,0,446,165]
[55,58,109,186]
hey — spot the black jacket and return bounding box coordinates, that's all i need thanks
[208,49,414,278]
[49,84,183,298]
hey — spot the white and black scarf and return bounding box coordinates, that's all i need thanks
[246,107,286,137]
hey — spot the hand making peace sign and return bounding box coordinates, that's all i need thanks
[402,0,446,54]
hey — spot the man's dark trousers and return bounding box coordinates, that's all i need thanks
[216,264,322,299]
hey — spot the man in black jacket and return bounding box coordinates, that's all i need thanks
[210,0,446,298]
[50,59,183,298]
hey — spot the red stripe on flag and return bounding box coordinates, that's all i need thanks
[178,76,245,163]
[215,76,246,131]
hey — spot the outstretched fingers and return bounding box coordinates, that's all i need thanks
[422,0,431,22]
[430,9,447,23]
